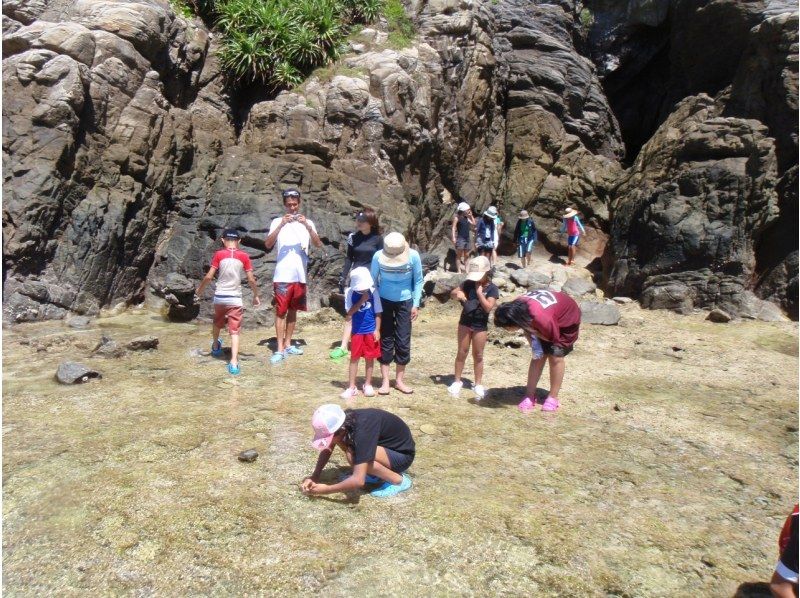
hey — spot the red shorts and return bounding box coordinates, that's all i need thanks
[350,333,381,359]
[214,304,243,334]
[272,282,307,316]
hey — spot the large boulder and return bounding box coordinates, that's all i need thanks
[604,94,781,317]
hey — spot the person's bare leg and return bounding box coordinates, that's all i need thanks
[567,245,576,265]
[395,364,413,393]
[453,325,472,383]
[285,309,297,349]
[378,363,391,393]
[548,355,565,398]
[275,314,287,353]
[369,447,403,484]
[471,330,488,386]
[347,357,359,391]
[340,319,352,351]
[364,358,374,387]
[526,356,547,399]
[230,333,240,366]
[769,570,797,598]
[212,324,222,348]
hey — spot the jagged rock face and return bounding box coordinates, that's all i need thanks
[600,2,798,318]
[3,0,212,321]
[2,0,797,322]
[605,94,781,316]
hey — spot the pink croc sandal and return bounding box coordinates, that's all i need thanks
[518,397,536,413]
[542,396,560,412]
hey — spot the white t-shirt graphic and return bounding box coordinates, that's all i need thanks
[269,217,317,283]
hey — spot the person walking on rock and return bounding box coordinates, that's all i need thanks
[264,188,322,364]
[494,290,581,413]
[451,201,475,273]
[330,208,383,360]
[561,207,585,266]
[491,205,504,266]
[476,208,497,262]
[448,256,498,400]
[195,229,261,375]
[513,210,537,268]
[370,232,424,395]
[301,404,414,498]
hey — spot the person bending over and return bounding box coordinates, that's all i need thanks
[302,404,414,498]
[494,290,581,413]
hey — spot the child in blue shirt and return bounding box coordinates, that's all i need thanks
[340,267,383,399]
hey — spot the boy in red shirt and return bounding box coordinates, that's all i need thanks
[195,229,261,375]
[494,290,581,412]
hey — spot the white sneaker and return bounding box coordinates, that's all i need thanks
[363,384,376,397]
[474,385,486,400]
[340,387,358,400]
[447,380,463,397]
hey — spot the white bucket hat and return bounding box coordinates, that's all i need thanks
[349,267,375,292]
[563,207,578,218]
[484,206,498,218]
[457,201,470,212]
[378,232,411,267]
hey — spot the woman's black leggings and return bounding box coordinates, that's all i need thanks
[379,298,412,365]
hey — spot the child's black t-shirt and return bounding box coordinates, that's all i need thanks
[458,280,499,331]
[349,408,415,466]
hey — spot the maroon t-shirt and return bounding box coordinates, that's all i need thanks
[520,290,581,347]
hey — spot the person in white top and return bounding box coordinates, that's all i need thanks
[264,188,323,364]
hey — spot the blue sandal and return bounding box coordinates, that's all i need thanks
[370,474,412,498]
[211,339,223,357]
[227,363,240,375]
[286,345,304,356]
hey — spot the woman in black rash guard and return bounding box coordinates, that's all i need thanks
[301,404,414,498]
[330,208,384,359]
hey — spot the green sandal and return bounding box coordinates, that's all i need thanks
[329,346,348,359]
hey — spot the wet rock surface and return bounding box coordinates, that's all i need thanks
[237,449,259,463]
[55,361,101,384]
[126,336,159,351]
[5,306,796,594]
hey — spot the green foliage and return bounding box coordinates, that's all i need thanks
[579,7,593,29]
[384,0,414,49]
[170,0,195,19]
[213,0,387,89]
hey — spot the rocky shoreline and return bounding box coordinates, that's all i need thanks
[3,0,797,325]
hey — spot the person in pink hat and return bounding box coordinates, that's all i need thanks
[301,405,414,498]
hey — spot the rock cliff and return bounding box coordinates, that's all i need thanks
[3,0,797,322]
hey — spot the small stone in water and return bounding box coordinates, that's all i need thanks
[238,449,259,462]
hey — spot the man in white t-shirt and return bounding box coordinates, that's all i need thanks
[265,188,323,364]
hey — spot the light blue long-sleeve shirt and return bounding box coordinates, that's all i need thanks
[370,249,424,307]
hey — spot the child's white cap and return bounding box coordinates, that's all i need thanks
[349,267,375,292]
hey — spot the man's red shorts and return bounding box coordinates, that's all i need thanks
[272,282,307,316]
[350,333,381,359]
[214,304,243,334]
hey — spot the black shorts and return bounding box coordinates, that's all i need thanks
[540,340,573,357]
[385,448,414,473]
[455,237,470,250]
